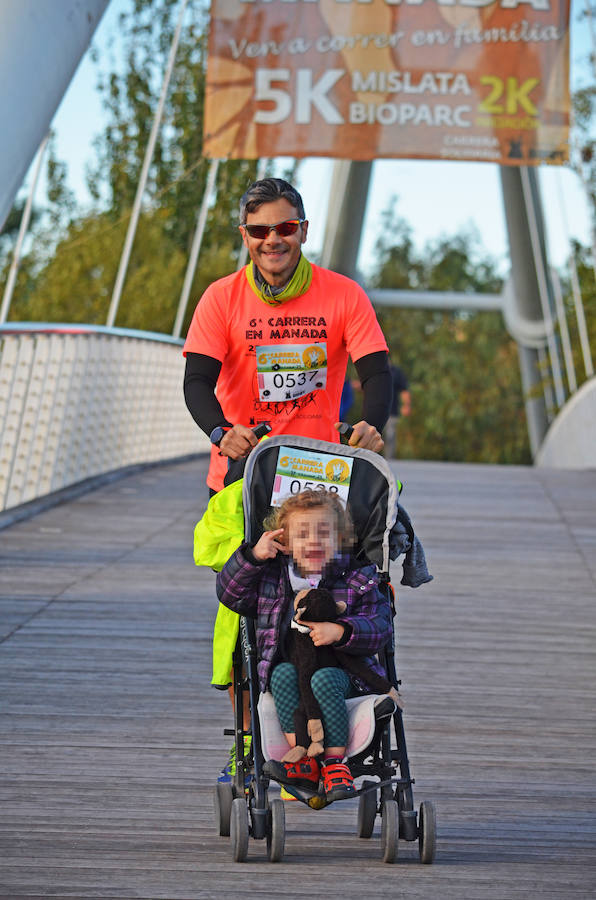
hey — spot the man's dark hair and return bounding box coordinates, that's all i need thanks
[239,178,305,223]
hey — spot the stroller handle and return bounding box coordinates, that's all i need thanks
[222,423,272,485]
[337,422,354,441]
[253,422,272,440]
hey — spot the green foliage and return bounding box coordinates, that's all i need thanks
[571,78,596,223]
[46,132,76,231]
[570,2,595,228]
[564,242,596,386]
[371,202,532,464]
[0,251,38,313]
[10,212,186,331]
[87,0,259,262]
[0,200,40,257]
[378,307,531,464]
[9,213,124,324]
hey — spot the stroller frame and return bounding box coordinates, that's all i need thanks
[213,436,436,864]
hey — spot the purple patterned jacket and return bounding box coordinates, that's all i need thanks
[216,543,394,692]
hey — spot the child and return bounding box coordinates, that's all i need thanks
[216,489,393,802]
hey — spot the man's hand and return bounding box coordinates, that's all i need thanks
[218,424,259,459]
[297,619,345,646]
[252,528,287,562]
[335,420,384,453]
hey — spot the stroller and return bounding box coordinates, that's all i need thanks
[213,432,436,864]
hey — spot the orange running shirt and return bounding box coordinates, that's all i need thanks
[183,263,388,491]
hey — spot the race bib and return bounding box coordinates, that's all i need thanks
[270,445,353,507]
[256,343,327,402]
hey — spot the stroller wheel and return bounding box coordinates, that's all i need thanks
[357,781,377,839]
[418,800,437,864]
[381,799,399,864]
[267,798,286,862]
[214,782,233,837]
[230,797,249,862]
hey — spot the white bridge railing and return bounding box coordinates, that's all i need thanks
[0,324,208,513]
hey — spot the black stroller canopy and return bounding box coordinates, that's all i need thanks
[242,436,400,572]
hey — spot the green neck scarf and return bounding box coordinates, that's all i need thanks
[245,254,313,306]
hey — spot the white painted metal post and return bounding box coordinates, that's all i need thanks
[520,166,566,408]
[237,158,269,270]
[0,134,49,325]
[172,158,220,338]
[537,345,556,418]
[550,267,578,394]
[106,0,189,328]
[568,252,595,378]
[557,172,596,378]
[554,169,594,379]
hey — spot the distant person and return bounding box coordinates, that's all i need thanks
[383,364,410,460]
[339,378,354,420]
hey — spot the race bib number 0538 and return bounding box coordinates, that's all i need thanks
[270,445,353,507]
[256,343,327,402]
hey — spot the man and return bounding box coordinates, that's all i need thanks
[383,363,411,460]
[183,177,391,495]
[182,177,391,783]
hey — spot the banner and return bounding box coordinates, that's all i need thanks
[203,0,570,165]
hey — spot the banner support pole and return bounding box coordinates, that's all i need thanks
[499,165,553,459]
[320,160,372,281]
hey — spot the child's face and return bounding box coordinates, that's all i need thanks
[286,507,339,576]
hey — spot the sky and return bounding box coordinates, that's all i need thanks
[25,0,596,280]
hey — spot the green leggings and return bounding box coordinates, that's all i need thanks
[270,662,353,748]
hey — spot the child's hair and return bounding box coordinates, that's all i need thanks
[264,489,355,551]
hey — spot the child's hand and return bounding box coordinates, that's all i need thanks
[297,619,345,646]
[252,528,287,561]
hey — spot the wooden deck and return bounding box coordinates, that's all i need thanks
[1,455,595,898]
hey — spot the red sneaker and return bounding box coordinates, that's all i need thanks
[263,756,320,791]
[321,760,355,801]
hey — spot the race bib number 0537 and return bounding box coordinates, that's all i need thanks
[256,343,327,402]
[270,445,353,507]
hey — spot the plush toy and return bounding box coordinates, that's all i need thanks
[282,587,403,763]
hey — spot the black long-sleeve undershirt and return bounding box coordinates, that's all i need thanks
[356,350,392,431]
[183,353,229,437]
[183,350,391,436]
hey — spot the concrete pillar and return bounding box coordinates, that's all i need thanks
[499,166,551,458]
[320,161,373,280]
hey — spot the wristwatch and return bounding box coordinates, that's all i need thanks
[209,425,231,447]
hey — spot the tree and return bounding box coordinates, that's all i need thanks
[563,241,596,386]
[10,212,183,331]
[569,2,596,268]
[0,200,39,258]
[85,0,260,330]
[369,200,531,465]
[573,84,596,221]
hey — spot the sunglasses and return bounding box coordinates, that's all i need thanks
[242,219,305,239]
